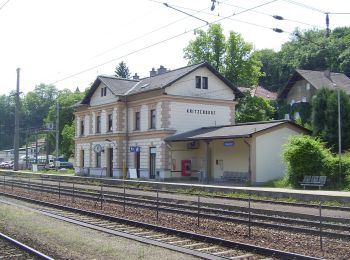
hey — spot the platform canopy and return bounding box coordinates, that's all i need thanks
[164,120,308,142]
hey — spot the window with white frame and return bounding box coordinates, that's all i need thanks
[96,115,101,133]
[108,114,113,132]
[80,120,84,136]
[195,76,201,89]
[135,111,140,130]
[202,77,208,89]
[195,76,209,89]
[150,109,156,129]
[100,87,107,97]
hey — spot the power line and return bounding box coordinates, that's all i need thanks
[91,1,223,59]
[160,3,292,34]
[282,0,326,14]
[50,0,278,85]
[219,1,320,28]
[0,0,10,11]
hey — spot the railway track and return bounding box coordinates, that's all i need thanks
[2,176,350,240]
[0,231,53,260]
[0,193,320,260]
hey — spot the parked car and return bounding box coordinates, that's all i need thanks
[49,158,73,169]
[0,161,13,169]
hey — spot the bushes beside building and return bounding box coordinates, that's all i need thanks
[283,135,350,188]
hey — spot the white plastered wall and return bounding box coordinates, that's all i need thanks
[169,102,232,133]
[165,67,235,100]
[211,139,249,179]
[90,83,118,106]
[254,126,302,183]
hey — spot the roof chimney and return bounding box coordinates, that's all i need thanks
[324,69,331,79]
[157,65,167,75]
[150,68,156,77]
[132,73,139,80]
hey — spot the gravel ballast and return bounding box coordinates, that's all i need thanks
[2,186,350,259]
[0,200,197,260]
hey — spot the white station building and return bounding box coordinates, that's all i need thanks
[74,62,307,184]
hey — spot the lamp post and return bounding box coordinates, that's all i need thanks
[337,88,342,187]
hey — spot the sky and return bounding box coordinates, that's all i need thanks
[0,0,349,95]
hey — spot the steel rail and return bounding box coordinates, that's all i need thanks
[0,231,54,260]
[6,178,350,225]
[3,172,350,212]
[3,180,350,239]
[0,191,321,260]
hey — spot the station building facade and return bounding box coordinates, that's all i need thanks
[74,62,307,184]
[74,62,240,180]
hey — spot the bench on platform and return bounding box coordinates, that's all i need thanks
[221,171,248,183]
[299,176,327,189]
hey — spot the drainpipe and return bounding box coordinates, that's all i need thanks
[243,138,251,182]
[205,140,211,184]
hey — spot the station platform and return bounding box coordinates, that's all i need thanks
[1,170,350,203]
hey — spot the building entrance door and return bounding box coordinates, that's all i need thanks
[107,148,113,177]
[135,152,140,178]
[149,147,156,179]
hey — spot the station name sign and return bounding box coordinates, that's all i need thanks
[129,146,141,153]
[186,108,216,115]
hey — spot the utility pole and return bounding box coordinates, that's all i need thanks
[338,89,342,187]
[55,102,59,170]
[13,68,20,171]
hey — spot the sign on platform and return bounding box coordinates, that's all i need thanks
[224,141,235,147]
[129,146,141,153]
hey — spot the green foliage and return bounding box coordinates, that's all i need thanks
[312,89,350,151]
[260,177,290,188]
[235,95,275,123]
[114,61,131,79]
[255,49,286,92]
[46,89,85,156]
[283,135,349,188]
[283,135,331,187]
[0,94,15,149]
[278,102,311,124]
[61,123,75,160]
[22,84,59,130]
[184,24,263,86]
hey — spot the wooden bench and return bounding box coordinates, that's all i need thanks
[221,171,248,183]
[299,176,327,189]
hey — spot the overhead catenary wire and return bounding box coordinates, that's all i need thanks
[0,0,10,11]
[218,0,320,28]
[92,0,231,59]
[282,0,326,14]
[50,0,278,85]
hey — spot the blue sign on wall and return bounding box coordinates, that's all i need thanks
[224,141,235,147]
[129,146,141,153]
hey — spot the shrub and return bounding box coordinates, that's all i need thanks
[283,135,332,187]
[283,136,350,188]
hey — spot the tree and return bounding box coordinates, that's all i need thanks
[255,49,286,92]
[283,135,331,187]
[184,24,263,86]
[235,95,275,123]
[0,94,15,149]
[61,123,75,160]
[312,89,350,152]
[114,61,131,79]
[46,89,86,157]
[22,84,59,131]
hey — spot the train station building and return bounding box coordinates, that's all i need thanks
[74,62,307,184]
